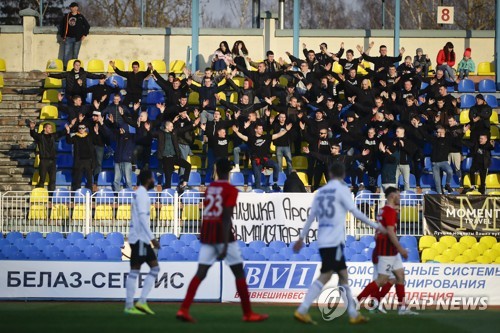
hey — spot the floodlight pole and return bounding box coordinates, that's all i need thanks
[39,0,43,27]
[293,0,300,57]
[382,0,385,29]
[496,0,500,89]
[394,0,400,64]
[141,0,144,28]
[191,0,200,72]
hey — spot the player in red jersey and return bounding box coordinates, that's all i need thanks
[176,158,268,323]
[357,187,418,315]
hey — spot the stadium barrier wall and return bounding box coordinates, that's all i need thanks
[0,261,221,301]
[0,191,424,238]
[1,261,498,306]
[0,15,495,72]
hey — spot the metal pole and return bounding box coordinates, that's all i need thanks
[382,0,385,29]
[39,0,43,27]
[496,0,500,89]
[252,0,260,28]
[394,0,400,62]
[278,0,285,29]
[191,0,199,72]
[293,0,300,57]
[141,0,144,28]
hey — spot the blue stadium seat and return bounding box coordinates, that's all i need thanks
[67,251,87,261]
[259,247,276,259]
[67,232,84,244]
[0,238,9,248]
[170,240,186,252]
[179,246,196,259]
[423,190,438,194]
[490,158,500,172]
[117,188,134,204]
[27,251,46,260]
[447,85,455,93]
[46,232,63,244]
[34,238,50,250]
[398,174,417,188]
[189,240,201,252]
[145,91,165,105]
[74,188,91,204]
[147,106,161,121]
[277,172,287,187]
[21,245,39,256]
[345,235,355,247]
[460,94,475,109]
[493,142,500,156]
[143,77,162,91]
[405,248,420,263]
[420,174,434,188]
[42,245,60,257]
[170,172,180,187]
[185,251,199,261]
[478,79,496,93]
[249,253,266,261]
[1,245,19,258]
[360,235,375,247]
[160,233,177,247]
[90,252,107,260]
[56,154,73,168]
[158,247,175,261]
[251,189,265,193]
[86,78,99,88]
[104,246,122,260]
[55,171,72,186]
[26,232,43,244]
[279,247,294,259]
[94,238,110,249]
[248,240,267,251]
[457,79,475,93]
[423,143,432,156]
[102,156,114,169]
[289,253,307,261]
[94,188,115,205]
[63,245,81,257]
[7,252,27,260]
[167,253,185,261]
[241,247,256,260]
[399,236,418,249]
[308,241,318,250]
[84,245,102,258]
[309,253,321,261]
[97,171,114,187]
[53,188,71,204]
[107,232,125,247]
[14,238,30,250]
[344,247,355,261]
[58,139,73,153]
[350,253,368,262]
[485,94,498,108]
[75,238,91,250]
[49,251,66,260]
[362,247,373,259]
[230,172,245,186]
[462,157,472,172]
[423,157,433,173]
[180,190,202,204]
[187,172,202,186]
[269,240,287,251]
[106,75,126,89]
[299,247,316,260]
[180,234,197,243]
[54,238,70,251]
[350,241,366,254]
[160,189,176,204]
[6,232,22,244]
[269,253,286,261]
[237,240,246,248]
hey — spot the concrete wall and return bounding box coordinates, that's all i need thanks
[0,15,495,72]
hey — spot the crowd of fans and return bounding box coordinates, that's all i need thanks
[31,35,497,195]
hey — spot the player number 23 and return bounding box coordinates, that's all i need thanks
[204,193,223,217]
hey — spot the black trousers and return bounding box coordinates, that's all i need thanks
[133,145,151,170]
[71,159,93,191]
[161,156,191,188]
[38,158,57,192]
[123,93,142,107]
[312,162,329,191]
[469,162,488,193]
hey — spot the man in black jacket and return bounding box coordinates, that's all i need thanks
[65,122,96,191]
[29,121,66,192]
[59,2,90,68]
[110,60,151,106]
[424,126,456,194]
[469,94,492,142]
[283,171,307,193]
[465,134,494,194]
[47,60,100,101]
[359,42,404,74]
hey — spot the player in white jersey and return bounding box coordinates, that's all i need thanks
[293,162,386,325]
[124,169,160,315]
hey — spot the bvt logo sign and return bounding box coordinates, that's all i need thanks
[243,263,318,289]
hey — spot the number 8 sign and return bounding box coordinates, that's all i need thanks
[437,6,454,24]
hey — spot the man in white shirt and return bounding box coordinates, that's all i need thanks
[293,162,386,325]
[124,169,160,315]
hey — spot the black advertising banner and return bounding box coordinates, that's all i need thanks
[424,195,500,238]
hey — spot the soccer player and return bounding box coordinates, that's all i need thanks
[124,169,160,315]
[176,159,268,323]
[366,250,396,314]
[357,187,418,315]
[293,162,387,325]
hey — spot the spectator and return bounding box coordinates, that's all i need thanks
[301,128,334,192]
[172,108,201,175]
[268,112,294,175]
[90,111,107,187]
[232,122,292,191]
[436,42,456,81]
[109,60,151,106]
[379,140,399,191]
[394,127,417,191]
[333,49,361,75]
[464,134,494,194]
[413,48,431,77]
[303,42,344,68]
[47,60,100,101]
[29,121,66,192]
[187,77,227,123]
[212,41,231,71]
[231,40,249,70]
[122,108,154,172]
[65,122,96,192]
[57,93,94,121]
[87,74,121,109]
[359,42,404,74]
[424,126,455,194]
[469,94,492,142]
[457,48,475,80]
[59,2,90,68]
[103,95,134,129]
[283,170,307,193]
[447,117,468,186]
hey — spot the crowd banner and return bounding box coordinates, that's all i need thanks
[221,262,500,305]
[423,195,500,238]
[232,193,316,243]
[0,261,221,301]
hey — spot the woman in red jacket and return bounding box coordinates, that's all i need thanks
[436,42,456,81]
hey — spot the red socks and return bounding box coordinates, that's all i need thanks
[236,278,252,315]
[396,283,405,304]
[357,281,379,302]
[180,276,201,311]
[377,282,394,302]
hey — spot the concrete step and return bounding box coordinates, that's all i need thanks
[1,94,41,102]
[1,87,42,94]
[0,102,46,110]
[2,72,47,80]
[0,184,34,192]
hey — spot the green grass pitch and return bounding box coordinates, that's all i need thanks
[1,302,499,333]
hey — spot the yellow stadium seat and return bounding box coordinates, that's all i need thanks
[40,105,59,120]
[0,91,2,103]
[495,256,500,264]
[296,172,309,186]
[44,77,63,89]
[477,62,495,76]
[439,235,457,248]
[232,76,245,87]
[217,78,227,87]
[45,59,63,72]
[466,190,482,195]
[0,58,6,71]
[421,248,439,263]
[94,205,114,220]
[463,129,471,139]
[28,205,47,220]
[107,59,125,73]
[471,242,488,255]
[483,249,499,261]
[31,171,49,186]
[486,173,500,188]
[491,126,499,140]
[459,110,469,124]
[38,121,56,134]
[491,112,499,125]
[72,204,87,220]
[30,187,49,203]
[216,91,226,105]
[191,139,203,154]
[488,191,500,195]
[159,205,175,221]
[87,59,105,73]
[418,235,437,251]
[50,204,69,220]
[228,92,238,103]
[460,235,477,248]
[150,205,157,220]
[492,243,500,252]
[169,60,186,74]
[279,76,288,87]
[433,254,451,263]
[182,204,200,221]
[292,156,308,170]
[187,155,202,170]
[443,248,459,260]
[0,75,4,88]
[400,206,419,223]
[116,205,131,220]
[479,235,497,248]
[34,154,40,168]
[357,63,368,75]
[66,59,84,70]
[476,255,492,264]
[270,142,276,154]
[451,242,468,254]
[333,62,343,74]
[431,242,448,254]
[42,90,59,103]
[453,255,470,264]
[188,92,199,105]
[128,60,146,71]
[463,248,480,260]
[151,60,167,74]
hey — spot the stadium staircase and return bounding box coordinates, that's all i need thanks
[0,72,45,191]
